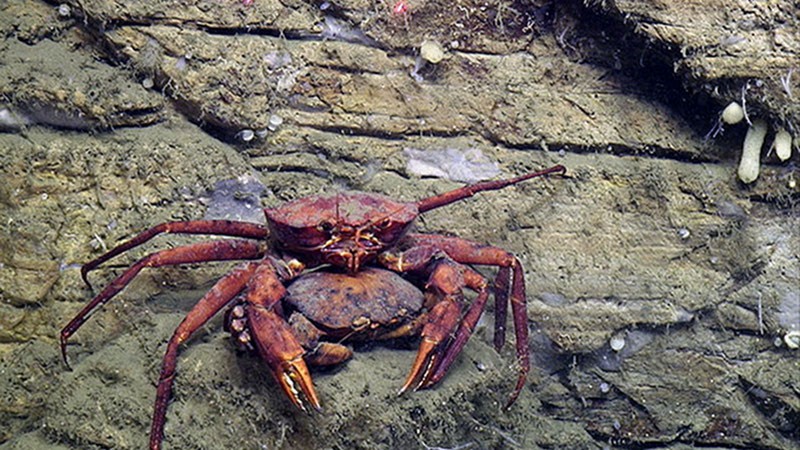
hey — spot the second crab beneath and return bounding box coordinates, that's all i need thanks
[226,266,429,369]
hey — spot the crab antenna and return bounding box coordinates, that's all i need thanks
[415,165,566,213]
[335,192,341,223]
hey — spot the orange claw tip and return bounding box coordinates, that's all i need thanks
[399,338,438,396]
[396,379,412,397]
[277,374,309,412]
[277,358,321,413]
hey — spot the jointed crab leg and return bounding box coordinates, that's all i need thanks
[81,220,269,286]
[399,259,463,394]
[416,164,565,213]
[150,261,260,450]
[60,239,267,366]
[424,268,490,388]
[493,267,511,351]
[382,233,530,408]
[399,259,490,395]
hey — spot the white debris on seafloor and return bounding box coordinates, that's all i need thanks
[202,173,268,224]
[1,104,92,130]
[0,107,32,130]
[262,51,292,69]
[320,16,377,47]
[404,147,501,183]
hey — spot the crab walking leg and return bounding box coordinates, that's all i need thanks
[493,266,511,351]
[382,233,530,407]
[150,262,259,450]
[81,220,269,286]
[401,262,492,392]
[399,258,465,395]
[244,260,321,411]
[61,239,267,366]
[424,268,489,388]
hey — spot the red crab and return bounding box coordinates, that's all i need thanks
[60,164,565,450]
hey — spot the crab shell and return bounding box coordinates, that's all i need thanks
[265,192,418,271]
[285,267,425,339]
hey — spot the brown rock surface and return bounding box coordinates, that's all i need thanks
[589,0,799,126]
[1,0,797,449]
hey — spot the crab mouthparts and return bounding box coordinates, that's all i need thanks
[323,247,371,273]
[320,235,382,273]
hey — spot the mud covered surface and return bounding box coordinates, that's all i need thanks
[1,0,799,449]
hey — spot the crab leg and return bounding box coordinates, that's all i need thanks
[493,266,511,351]
[81,220,269,286]
[381,233,529,408]
[150,261,259,450]
[60,239,266,366]
[244,260,321,411]
[415,164,565,212]
[398,259,462,394]
[424,268,489,387]
[399,259,490,394]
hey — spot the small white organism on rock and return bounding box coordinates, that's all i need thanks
[411,40,447,82]
[721,101,744,125]
[237,129,255,142]
[738,119,767,183]
[773,128,793,161]
[609,334,626,352]
[268,114,284,131]
[784,331,800,349]
[420,40,446,64]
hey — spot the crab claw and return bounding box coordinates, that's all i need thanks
[273,356,320,412]
[398,337,442,395]
[247,304,321,411]
[399,298,460,395]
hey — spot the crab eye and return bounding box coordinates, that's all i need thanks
[320,221,335,232]
[374,220,411,245]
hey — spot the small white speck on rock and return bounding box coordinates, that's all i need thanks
[609,334,626,352]
[268,114,284,130]
[238,129,255,142]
